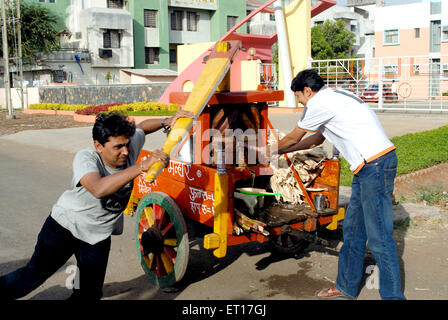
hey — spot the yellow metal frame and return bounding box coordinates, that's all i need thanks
[204,172,230,258]
[326,207,345,231]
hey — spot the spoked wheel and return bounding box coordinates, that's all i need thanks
[269,232,310,255]
[135,192,189,288]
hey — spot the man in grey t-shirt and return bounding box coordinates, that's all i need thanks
[0,110,193,300]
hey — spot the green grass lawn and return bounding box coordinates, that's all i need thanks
[339,125,448,186]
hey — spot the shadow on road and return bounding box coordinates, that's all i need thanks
[0,205,410,300]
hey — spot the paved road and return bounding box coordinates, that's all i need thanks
[1,111,447,300]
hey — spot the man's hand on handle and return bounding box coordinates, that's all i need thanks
[140,149,170,173]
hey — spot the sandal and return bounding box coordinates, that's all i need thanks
[315,286,353,300]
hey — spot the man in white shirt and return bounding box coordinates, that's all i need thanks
[276,69,405,300]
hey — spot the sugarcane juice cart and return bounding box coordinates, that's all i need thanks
[124,41,345,287]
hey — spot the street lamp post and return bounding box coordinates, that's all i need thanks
[1,0,14,119]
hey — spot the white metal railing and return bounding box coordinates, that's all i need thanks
[310,55,448,112]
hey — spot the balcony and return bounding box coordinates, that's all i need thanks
[35,50,91,63]
[168,0,217,11]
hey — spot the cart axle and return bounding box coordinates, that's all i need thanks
[141,227,164,255]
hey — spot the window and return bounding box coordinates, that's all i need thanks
[170,49,177,64]
[383,29,399,45]
[187,12,199,32]
[442,63,448,78]
[430,0,441,15]
[442,25,448,42]
[144,10,157,28]
[414,28,420,38]
[145,47,159,64]
[383,65,399,80]
[171,10,183,31]
[103,30,121,49]
[49,0,55,3]
[53,70,66,83]
[107,0,123,9]
[413,64,420,75]
[227,16,238,31]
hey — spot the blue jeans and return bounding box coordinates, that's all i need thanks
[0,215,111,300]
[335,150,405,300]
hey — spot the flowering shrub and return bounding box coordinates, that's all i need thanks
[30,101,181,115]
[108,101,180,113]
[75,103,123,115]
[29,103,89,111]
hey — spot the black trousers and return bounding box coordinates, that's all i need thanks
[0,215,111,300]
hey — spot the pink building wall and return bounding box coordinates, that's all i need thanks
[375,28,430,58]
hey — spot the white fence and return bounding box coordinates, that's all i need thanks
[310,54,448,112]
[0,87,39,110]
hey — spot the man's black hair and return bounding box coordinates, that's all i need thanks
[291,68,325,93]
[92,112,136,145]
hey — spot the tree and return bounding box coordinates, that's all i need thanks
[1,1,60,62]
[105,71,112,85]
[311,19,355,59]
[311,25,334,60]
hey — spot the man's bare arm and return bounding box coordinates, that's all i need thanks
[279,131,325,154]
[79,150,169,199]
[137,110,195,134]
[276,127,307,154]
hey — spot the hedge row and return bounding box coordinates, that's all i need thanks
[29,103,89,111]
[109,101,180,113]
[29,101,180,115]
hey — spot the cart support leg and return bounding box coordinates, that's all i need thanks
[204,172,229,258]
[326,207,345,230]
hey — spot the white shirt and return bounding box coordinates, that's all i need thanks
[297,87,395,173]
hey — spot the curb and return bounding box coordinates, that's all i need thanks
[395,163,448,184]
[23,109,75,116]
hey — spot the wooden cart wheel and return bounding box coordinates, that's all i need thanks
[269,233,310,255]
[135,192,189,288]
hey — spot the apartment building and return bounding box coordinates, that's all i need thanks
[375,0,448,57]
[20,0,249,85]
[127,0,246,71]
[24,0,134,85]
[374,0,448,99]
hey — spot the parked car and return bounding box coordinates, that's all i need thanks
[360,84,394,103]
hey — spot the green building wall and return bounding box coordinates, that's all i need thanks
[25,0,70,30]
[26,0,249,70]
[211,0,247,41]
[130,0,247,69]
[128,0,170,70]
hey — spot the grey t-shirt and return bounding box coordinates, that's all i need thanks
[51,128,145,245]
